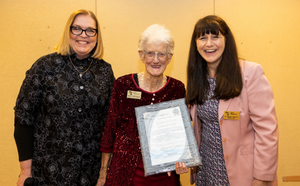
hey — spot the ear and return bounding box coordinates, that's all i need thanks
[138,51,145,63]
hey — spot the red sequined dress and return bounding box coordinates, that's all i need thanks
[100,74,186,186]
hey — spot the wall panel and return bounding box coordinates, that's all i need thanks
[97,0,213,82]
[216,0,300,185]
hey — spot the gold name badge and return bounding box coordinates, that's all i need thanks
[127,90,142,99]
[223,111,240,120]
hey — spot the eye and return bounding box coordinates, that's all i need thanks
[199,37,207,40]
[158,52,166,57]
[86,28,96,34]
[72,26,82,31]
[146,51,154,56]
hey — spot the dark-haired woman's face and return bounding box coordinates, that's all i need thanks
[196,32,225,67]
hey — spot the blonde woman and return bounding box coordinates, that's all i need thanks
[14,9,115,185]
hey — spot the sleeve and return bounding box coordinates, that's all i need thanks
[245,62,278,181]
[99,64,116,132]
[14,59,45,161]
[100,79,122,153]
[14,123,34,161]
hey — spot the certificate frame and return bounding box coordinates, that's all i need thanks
[135,98,202,176]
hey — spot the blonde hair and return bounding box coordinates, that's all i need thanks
[54,9,104,59]
[138,24,174,54]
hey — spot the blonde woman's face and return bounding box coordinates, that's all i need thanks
[69,15,97,59]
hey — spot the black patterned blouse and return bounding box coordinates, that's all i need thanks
[14,53,115,186]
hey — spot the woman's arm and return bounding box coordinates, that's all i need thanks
[14,123,34,161]
[245,62,278,181]
[17,159,32,186]
[96,152,112,186]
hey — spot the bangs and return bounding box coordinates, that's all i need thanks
[195,19,225,38]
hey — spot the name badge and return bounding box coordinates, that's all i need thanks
[127,90,142,99]
[223,111,239,120]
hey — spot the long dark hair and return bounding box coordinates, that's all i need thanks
[186,15,243,105]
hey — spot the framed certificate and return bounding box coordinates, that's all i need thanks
[135,98,202,176]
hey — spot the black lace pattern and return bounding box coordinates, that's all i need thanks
[14,53,115,185]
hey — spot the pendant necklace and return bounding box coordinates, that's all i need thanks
[69,56,93,79]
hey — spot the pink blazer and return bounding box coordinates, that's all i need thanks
[189,61,278,186]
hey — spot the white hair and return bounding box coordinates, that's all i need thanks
[138,24,174,54]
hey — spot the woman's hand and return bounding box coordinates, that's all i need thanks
[96,167,107,186]
[17,170,32,186]
[96,152,112,186]
[175,162,189,174]
[17,159,32,186]
[252,178,269,186]
[167,162,189,176]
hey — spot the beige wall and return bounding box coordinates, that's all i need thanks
[1,0,299,185]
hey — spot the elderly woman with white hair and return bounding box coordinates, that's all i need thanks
[97,24,188,186]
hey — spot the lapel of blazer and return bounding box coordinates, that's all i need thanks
[219,99,233,121]
[218,60,245,122]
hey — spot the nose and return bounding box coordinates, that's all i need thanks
[206,38,213,47]
[153,53,159,62]
[80,30,88,37]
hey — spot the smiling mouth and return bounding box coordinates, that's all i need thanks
[151,65,161,68]
[205,49,217,53]
[77,41,88,44]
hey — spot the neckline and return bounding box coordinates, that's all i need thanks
[69,53,93,66]
[131,73,171,94]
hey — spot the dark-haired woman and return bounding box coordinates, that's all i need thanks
[186,15,278,186]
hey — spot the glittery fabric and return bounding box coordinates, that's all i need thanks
[195,76,229,186]
[14,53,115,185]
[100,74,186,186]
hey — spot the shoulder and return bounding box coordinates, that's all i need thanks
[114,74,134,86]
[32,53,64,68]
[240,60,265,82]
[35,53,62,63]
[167,77,186,97]
[26,53,61,74]
[95,59,113,69]
[239,60,270,91]
[111,74,135,93]
[116,74,133,81]
[240,60,264,75]
[168,76,185,88]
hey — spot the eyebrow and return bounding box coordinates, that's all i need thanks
[72,24,97,30]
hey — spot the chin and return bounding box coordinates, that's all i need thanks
[150,73,164,77]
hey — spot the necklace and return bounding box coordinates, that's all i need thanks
[69,56,93,78]
[138,72,166,92]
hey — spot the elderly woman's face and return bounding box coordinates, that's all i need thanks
[70,15,97,59]
[140,43,172,77]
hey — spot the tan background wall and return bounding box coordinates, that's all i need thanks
[1,0,299,185]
